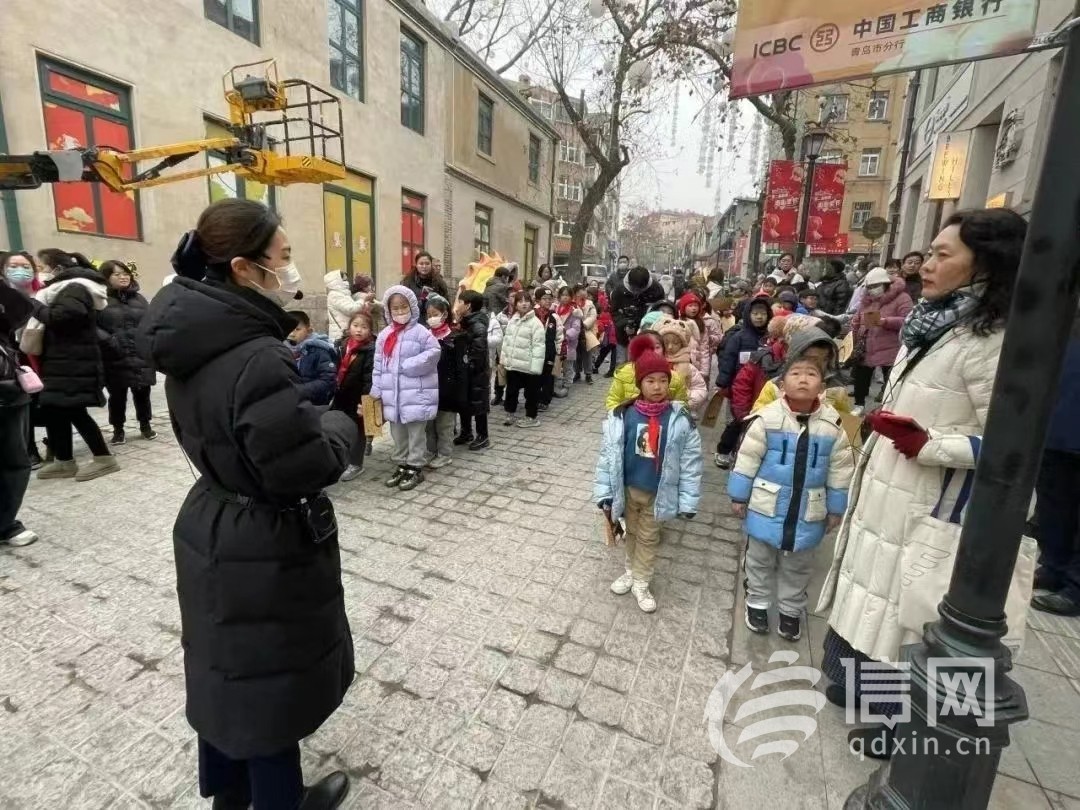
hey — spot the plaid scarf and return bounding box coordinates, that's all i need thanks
[901,289,981,350]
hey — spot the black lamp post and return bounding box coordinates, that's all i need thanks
[796,123,829,264]
[846,10,1080,809]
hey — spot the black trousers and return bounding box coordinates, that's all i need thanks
[0,404,31,541]
[107,383,152,429]
[594,344,617,373]
[852,364,893,407]
[504,370,540,419]
[1035,449,1080,601]
[539,363,555,405]
[42,405,110,460]
[198,737,303,810]
[716,417,746,455]
[460,413,489,439]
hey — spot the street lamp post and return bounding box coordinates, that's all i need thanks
[796,123,829,264]
[846,11,1080,810]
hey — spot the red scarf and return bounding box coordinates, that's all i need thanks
[337,336,372,386]
[556,302,574,317]
[383,321,408,359]
[430,321,451,340]
[535,306,551,324]
[633,399,669,471]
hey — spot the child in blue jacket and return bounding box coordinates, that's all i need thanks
[286,310,339,406]
[594,348,702,613]
[728,341,854,642]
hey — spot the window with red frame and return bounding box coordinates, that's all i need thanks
[38,59,140,240]
[401,191,425,273]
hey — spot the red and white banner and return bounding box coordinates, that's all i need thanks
[762,161,803,244]
[808,234,849,255]
[806,162,847,243]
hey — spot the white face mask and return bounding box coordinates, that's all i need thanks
[249,260,301,304]
[427,315,445,328]
[392,312,411,325]
[867,285,887,299]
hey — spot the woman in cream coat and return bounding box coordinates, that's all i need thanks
[816,208,1029,754]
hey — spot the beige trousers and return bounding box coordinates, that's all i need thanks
[623,487,661,582]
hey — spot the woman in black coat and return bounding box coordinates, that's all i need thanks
[140,199,357,810]
[98,260,156,444]
[454,290,491,449]
[33,252,118,482]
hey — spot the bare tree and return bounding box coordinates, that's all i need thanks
[433,0,562,75]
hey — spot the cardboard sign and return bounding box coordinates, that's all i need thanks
[360,395,384,437]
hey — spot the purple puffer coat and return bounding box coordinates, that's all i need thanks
[852,276,914,368]
[370,285,441,424]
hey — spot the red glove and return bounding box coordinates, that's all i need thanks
[866,410,929,459]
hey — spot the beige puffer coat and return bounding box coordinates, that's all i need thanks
[816,325,1005,662]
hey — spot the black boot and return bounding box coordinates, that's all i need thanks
[365,436,374,456]
[385,465,407,488]
[300,771,350,809]
[847,724,894,760]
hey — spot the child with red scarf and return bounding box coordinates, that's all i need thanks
[594,347,702,613]
[424,293,467,469]
[555,285,583,393]
[534,287,564,407]
[331,311,376,481]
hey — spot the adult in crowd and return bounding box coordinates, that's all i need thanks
[140,198,357,809]
[483,265,511,317]
[403,250,449,317]
[1031,311,1080,616]
[606,255,631,298]
[98,260,156,445]
[705,267,725,300]
[816,258,853,315]
[901,250,925,301]
[31,251,118,482]
[848,266,914,410]
[2,252,44,466]
[324,269,365,341]
[609,266,665,365]
[0,277,37,547]
[817,208,1028,756]
[536,263,563,295]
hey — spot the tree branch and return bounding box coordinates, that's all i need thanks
[494,0,560,74]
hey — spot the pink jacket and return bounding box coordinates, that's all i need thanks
[852,277,913,368]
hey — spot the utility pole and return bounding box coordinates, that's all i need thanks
[885,71,922,262]
[847,9,1080,808]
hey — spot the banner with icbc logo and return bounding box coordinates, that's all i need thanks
[729,0,1039,98]
[806,162,846,244]
[761,161,803,245]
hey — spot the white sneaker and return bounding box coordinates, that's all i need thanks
[610,571,634,595]
[427,455,453,469]
[714,452,732,469]
[516,417,540,428]
[339,464,363,482]
[631,580,657,613]
[2,529,39,547]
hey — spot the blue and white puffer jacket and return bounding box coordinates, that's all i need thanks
[728,397,854,552]
[370,285,441,424]
[594,401,703,522]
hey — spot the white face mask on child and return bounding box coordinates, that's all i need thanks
[427,315,445,328]
[392,312,411,325]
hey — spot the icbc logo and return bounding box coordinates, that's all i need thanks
[752,35,803,58]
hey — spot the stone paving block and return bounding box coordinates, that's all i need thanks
[460,646,509,684]
[534,609,574,636]
[473,780,530,810]
[539,753,602,809]
[553,641,597,676]
[427,635,477,670]
[369,650,411,684]
[578,683,628,727]
[419,761,481,809]
[537,668,586,708]
[559,718,618,767]
[377,741,438,800]
[1014,718,1080,798]
[482,620,526,654]
[499,658,546,696]
[591,654,638,693]
[569,618,610,648]
[406,705,466,754]
[490,737,556,792]
[659,752,715,809]
[630,664,682,708]
[374,691,425,734]
[450,722,508,772]
[609,733,665,789]
[72,711,152,766]
[622,699,674,745]
[435,674,491,716]
[133,741,198,806]
[517,629,561,663]
[1013,664,1080,727]
[515,702,572,743]
[604,630,649,662]
[596,777,656,810]
[476,687,527,732]
[401,660,450,699]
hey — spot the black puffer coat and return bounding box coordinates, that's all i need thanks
[330,339,374,421]
[36,267,108,408]
[99,283,155,389]
[139,277,357,759]
[716,297,772,388]
[816,270,852,316]
[403,270,450,316]
[435,330,469,414]
[609,275,665,346]
[460,310,490,416]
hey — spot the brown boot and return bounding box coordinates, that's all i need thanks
[74,455,119,482]
[36,460,77,480]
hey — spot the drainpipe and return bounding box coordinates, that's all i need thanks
[0,89,25,250]
[885,70,921,261]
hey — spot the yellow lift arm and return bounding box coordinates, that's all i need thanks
[0,59,346,192]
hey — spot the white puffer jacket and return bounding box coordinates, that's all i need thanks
[501,311,546,375]
[817,325,1008,661]
[324,271,364,341]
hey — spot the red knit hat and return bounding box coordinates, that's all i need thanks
[629,333,658,363]
[677,292,701,318]
[634,349,672,386]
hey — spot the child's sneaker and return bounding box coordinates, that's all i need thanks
[427,455,452,469]
[715,451,732,469]
[631,580,657,613]
[140,423,158,440]
[745,604,769,634]
[503,415,516,426]
[468,437,490,451]
[398,467,425,491]
[385,466,407,488]
[365,437,374,456]
[453,433,473,446]
[517,417,540,428]
[610,571,634,595]
[778,613,802,641]
[339,464,363,482]
[110,429,126,446]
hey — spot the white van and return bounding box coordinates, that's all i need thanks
[553,263,609,286]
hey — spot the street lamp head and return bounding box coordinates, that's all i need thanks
[802,125,830,162]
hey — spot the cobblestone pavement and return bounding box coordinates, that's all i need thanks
[4,381,1080,809]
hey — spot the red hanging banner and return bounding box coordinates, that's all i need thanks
[761,160,803,244]
[806,162,847,245]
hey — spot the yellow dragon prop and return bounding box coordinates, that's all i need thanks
[458,251,512,293]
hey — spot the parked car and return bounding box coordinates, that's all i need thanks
[552,263,609,287]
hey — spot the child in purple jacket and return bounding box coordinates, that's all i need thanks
[370,285,441,491]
